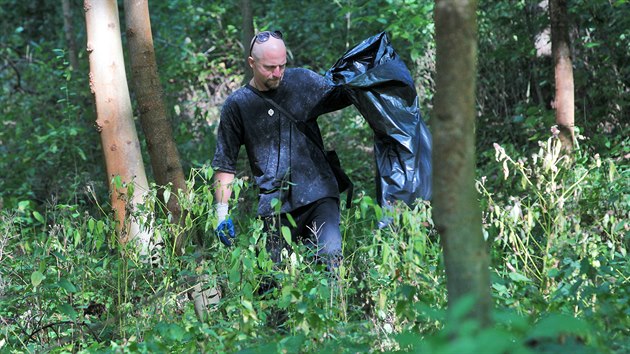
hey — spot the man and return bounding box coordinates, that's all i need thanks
[211,30,350,267]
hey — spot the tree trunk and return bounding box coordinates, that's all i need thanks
[122,2,215,321]
[241,0,254,83]
[550,0,575,151]
[123,0,188,253]
[62,0,79,70]
[433,0,492,327]
[85,0,152,254]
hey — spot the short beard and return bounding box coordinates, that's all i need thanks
[264,78,282,90]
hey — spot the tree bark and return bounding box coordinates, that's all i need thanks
[62,0,79,70]
[550,0,575,151]
[241,0,254,83]
[84,0,152,253]
[123,0,188,253]
[433,0,492,327]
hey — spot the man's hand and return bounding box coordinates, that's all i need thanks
[214,202,235,246]
[215,218,236,246]
[377,202,395,229]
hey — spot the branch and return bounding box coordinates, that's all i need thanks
[25,320,101,344]
[1,56,37,95]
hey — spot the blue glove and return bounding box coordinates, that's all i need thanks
[377,215,394,229]
[377,203,395,229]
[215,218,236,246]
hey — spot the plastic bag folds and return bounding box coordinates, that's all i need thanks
[325,31,432,206]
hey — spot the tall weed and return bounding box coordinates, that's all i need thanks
[480,129,628,352]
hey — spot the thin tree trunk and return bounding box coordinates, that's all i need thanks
[123,0,188,253]
[433,0,492,327]
[62,0,79,70]
[85,0,152,254]
[241,0,254,83]
[550,0,575,151]
[123,1,214,321]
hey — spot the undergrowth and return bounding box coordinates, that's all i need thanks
[0,130,627,353]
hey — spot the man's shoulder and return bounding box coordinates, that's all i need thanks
[224,85,254,106]
[286,67,320,79]
[284,68,328,90]
[227,85,251,99]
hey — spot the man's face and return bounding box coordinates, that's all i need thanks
[249,38,286,91]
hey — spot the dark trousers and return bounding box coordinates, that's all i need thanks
[264,197,342,268]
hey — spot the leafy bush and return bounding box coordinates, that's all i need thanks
[2,131,626,353]
[0,45,105,211]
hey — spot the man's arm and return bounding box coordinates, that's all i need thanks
[214,171,234,224]
[214,171,234,205]
[213,171,237,246]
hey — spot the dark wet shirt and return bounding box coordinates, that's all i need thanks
[212,68,350,216]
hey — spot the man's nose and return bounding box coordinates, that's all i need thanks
[272,67,282,77]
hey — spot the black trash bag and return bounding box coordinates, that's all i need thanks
[325,31,432,206]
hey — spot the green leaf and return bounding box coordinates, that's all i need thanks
[613,220,626,233]
[547,268,560,278]
[241,299,254,312]
[58,278,77,293]
[32,211,44,223]
[78,148,87,160]
[297,302,308,314]
[608,161,617,183]
[492,283,509,296]
[281,226,292,245]
[584,42,601,48]
[270,198,280,211]
[31,271,45,288]
[111,175,123,189]
[157,322,187,342]
[52,251,67,262]
[59,303,78,319]
[374,203,382,221]
[18,200,30,212]
[74,229,81,248]
[96,220,104,234]
[286,213,297,228]
[229,264,241,283]
[163,188,171,204]
[508,271,531,282]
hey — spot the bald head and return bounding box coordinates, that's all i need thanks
[249,36,287,91]
[250,36,286,61]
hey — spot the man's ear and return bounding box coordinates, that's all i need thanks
[248,56,255,69]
